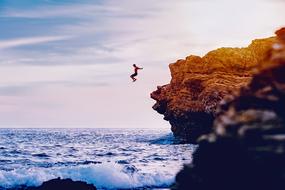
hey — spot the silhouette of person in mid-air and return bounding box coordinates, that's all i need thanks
[130,64,143,82]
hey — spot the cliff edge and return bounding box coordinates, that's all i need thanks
[173,27,285,190]
[151,37,276,142]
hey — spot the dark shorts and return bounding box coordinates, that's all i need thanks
[130,73,137,78]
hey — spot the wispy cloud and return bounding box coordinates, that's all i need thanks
[0,36,72,50]
[1,4,117,19]
[0,80,109,97]
[0,0,284,126]
[0,0,163,19]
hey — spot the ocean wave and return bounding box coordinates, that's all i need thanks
[32,153,50,158]
[150,133,196,145]
[0,129,194,189]
[0,163,175,189]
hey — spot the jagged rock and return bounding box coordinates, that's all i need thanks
[151,37,276,143]
[26,178,97,190]
[173,28,285,190]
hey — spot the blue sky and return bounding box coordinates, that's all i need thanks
[0,0,284,128]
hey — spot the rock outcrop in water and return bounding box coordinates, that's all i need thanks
[25,178,97,190]
[151,37,276,143]
[173,28,285,190]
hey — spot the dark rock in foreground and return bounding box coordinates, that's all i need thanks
[172,28,285,190]
[27,178,97,190]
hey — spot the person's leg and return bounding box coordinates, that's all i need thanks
[130,73,137,81]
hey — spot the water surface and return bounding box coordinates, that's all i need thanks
[0,128,196,189]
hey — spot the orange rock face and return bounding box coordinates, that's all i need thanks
[173,28,285,190]
[151,37,276,142]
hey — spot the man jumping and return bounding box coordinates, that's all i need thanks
[130,64,143,82]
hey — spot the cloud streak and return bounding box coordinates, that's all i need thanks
[0,0,284,127]
[0,36,72,50]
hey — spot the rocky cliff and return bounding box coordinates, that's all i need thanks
[151,37,276,143]
[173,28,285,190]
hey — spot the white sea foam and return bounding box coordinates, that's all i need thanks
[0,128,195,189]
[0,163,176,189]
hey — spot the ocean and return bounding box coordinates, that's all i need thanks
[0,128,196,189]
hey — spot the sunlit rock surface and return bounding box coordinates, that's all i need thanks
[173,28,285,190]
[151,37,276,143]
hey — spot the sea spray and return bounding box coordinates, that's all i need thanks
[0,128,195,189]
